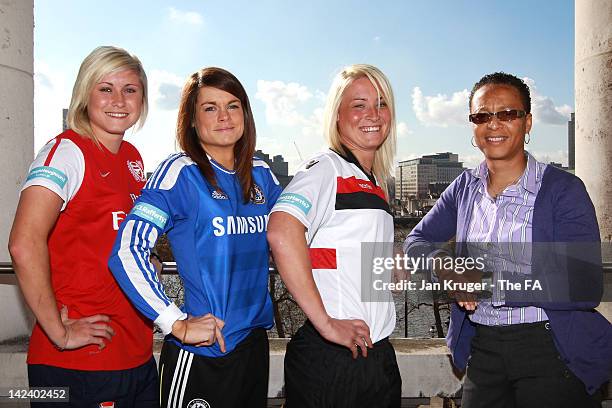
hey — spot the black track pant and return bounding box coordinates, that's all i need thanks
[159,328,269,408]
[284,321,401,408]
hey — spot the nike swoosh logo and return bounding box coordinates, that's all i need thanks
[100,171,111,177]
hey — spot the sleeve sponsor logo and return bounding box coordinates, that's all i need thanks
[276,193,312,215]
[131,202,169,229]
[26,166,67,189]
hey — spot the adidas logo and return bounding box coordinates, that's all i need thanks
[212,189,228,200]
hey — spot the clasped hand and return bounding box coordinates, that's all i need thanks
[435,264,484,311]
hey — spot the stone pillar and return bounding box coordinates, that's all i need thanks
[0,0,35,340]
[575,0,612,241]
[575,0,612,320]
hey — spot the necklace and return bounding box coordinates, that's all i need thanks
[488,174,522,199]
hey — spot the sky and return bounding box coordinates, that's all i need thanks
[33,0,575,173]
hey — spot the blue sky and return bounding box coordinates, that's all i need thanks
[34,0,575,172]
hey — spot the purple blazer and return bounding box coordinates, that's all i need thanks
[404,164,612,394]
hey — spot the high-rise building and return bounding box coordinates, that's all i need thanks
[271,154,289,177]
[62,108,69,131]
[254,149,292,188]
[395,152,464,201]
[568,112,575,170]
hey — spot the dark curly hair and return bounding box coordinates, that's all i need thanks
[469,72,531,114]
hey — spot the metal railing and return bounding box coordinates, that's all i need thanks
[2,261,612,274]
[0,262,277,275]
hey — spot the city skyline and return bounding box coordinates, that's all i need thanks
[34,1,575,173]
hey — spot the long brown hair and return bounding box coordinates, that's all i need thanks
[176,67,256,203]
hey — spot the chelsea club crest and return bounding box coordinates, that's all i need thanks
[186,399,211,408]
[251,183,265,204]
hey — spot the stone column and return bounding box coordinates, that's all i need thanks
[575,0,612,241]
[575,0,612,320]
[0,0,35,340]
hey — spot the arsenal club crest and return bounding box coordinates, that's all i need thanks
[127,160,146,182]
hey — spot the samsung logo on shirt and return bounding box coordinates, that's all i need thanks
[212,215,269,236]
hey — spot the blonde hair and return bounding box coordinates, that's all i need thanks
[67,46,148,144]
[322,64,397,197]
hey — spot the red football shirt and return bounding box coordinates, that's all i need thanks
[23,130,152,370]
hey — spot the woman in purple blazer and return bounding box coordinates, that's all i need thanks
[404,72,610,408]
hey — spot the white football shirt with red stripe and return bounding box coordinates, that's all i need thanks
[21,130,152,370]
[271,148,396,342]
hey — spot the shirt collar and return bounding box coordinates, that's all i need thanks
[331,144,377,185]
[519,151,540,194]
[206,153,236,174]
[471,151,541,195]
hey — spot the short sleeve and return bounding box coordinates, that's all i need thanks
[22,138,84,211]
[270,154,336,239]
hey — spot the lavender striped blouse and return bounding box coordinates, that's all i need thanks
[467,152,549,326]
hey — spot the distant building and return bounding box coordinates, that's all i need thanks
[549,162,565,169]
[387,176,395,202]
[568,112,575,170]
[395,152,464,201]
[62,108,69,131]
[254,149,292,188]
[548,161,573,173]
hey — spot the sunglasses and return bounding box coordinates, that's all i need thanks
[469,109,527,124]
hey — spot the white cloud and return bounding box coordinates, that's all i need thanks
[396,153,419,163]
[523,77,572,125]
[412,78,573,128]
[148,69,184,111]
[254,79,327,170]
[134,70,187,170]
[36,71,52,88]
[301,107,324,137]
[157,83,182,110]
[397,121,412,137]
[34,61,71,152]
[314,89,327,102]
[459,153,483,169]
[255,79,313,126]
[531,150,568,166]
[168,7,203,26]
[412,87,469,127]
